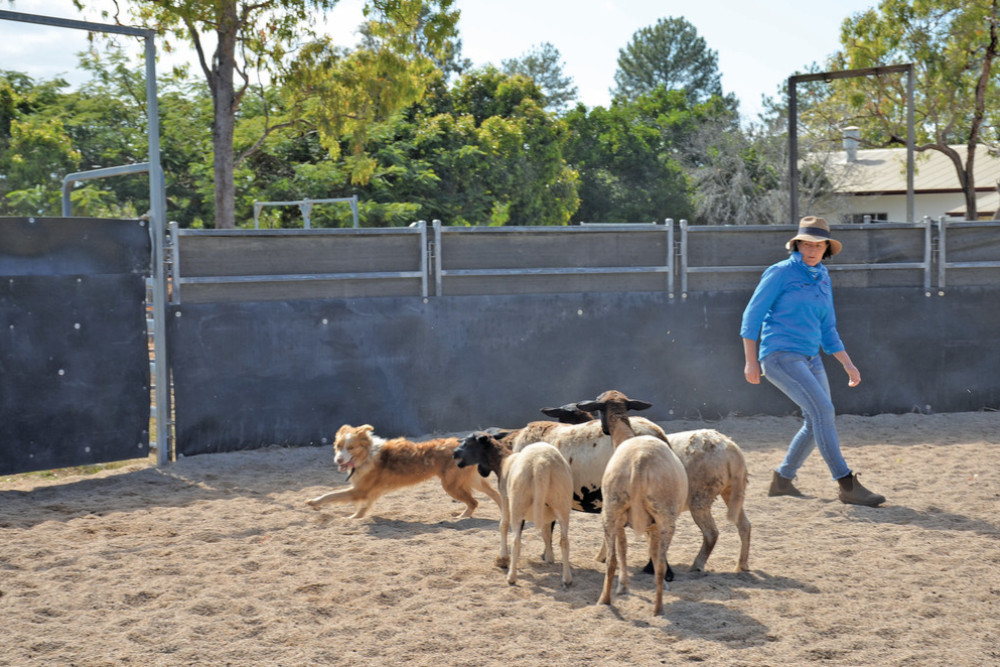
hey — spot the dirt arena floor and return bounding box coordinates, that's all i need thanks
[2,411,998,666]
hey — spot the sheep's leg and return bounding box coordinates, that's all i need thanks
[614,525,629,595]
[597,519,618,605]
[595,537,607,563]
[496,494,511,569]
[719,484,751,572]
[558,513,572,587]
[648,511,677,616]
[539,517,556,563]
[507,513,524,585]
[648,526,665,615]
[734,508,751,572]
[689,504,720,572]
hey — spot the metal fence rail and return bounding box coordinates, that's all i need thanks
[680,218,934,296]
[171,222,429,303]
[432,220,675,297]
[937,219,1000,292]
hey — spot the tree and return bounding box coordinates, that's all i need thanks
[0,72,81,215]
[101,0,458,228]
[563,86,697,223]
[502,42,578,113]
[612,16,724,105]
[820,0,1000,219]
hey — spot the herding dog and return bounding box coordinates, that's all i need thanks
[306,424,502,519]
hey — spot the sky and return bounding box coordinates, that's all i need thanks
[0,0,880,120]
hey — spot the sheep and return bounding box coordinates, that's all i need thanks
[666,429,751,573]
[453,431,573,587]
[576,390,688,615]
[540,403,752,574]
[506,414,671,514]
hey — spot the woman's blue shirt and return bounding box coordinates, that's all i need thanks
[739,252,845,360]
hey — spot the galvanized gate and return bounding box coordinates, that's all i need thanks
[0,217,153,475]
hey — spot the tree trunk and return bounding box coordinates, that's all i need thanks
[964,146,978,221]
[211,2,239,229]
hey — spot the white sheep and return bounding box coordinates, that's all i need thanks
[534,403,752,574]
[453,431,573,587]
[666,429,751,572]
[506,415,670,514]
[577,390,688,616]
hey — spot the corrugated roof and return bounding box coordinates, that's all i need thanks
[819,144,1000,196]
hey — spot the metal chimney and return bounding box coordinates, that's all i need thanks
[843,126,861,162]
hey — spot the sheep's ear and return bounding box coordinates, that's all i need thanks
[542,405,593,424]
[477,464,491,478]
[483,426,513,440]
[626,399,653,412]
[575,400,602,413]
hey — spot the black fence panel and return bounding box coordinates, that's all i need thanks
[167,286,1000,456]
[0,218,151,475]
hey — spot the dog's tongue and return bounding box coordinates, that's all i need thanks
[338,461,355,473]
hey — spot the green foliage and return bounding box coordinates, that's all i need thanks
[612,16,724,105]
[502,42,579,113]
[563,86,699,223]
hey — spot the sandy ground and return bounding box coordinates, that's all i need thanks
[1,411,998,666]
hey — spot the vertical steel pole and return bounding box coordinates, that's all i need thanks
[906,64,915,223]
[788,78,799,225]
[146,33,172,466]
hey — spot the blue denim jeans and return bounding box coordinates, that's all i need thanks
[760,350,851,481]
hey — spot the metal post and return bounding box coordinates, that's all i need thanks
[433,219,443,297]
[937,216,947,294]
[299,200,313,229]
[906,64,915,223]
[922,216,932,296]
[788,80,799,224]
[664,218,674,298]
[680,219,689,297]
[146,33,171,466]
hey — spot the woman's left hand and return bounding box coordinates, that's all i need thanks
[844,364,861,387]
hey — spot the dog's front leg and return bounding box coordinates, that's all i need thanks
[306,487,365,511]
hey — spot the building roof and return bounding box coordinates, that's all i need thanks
[823,144,1000,197]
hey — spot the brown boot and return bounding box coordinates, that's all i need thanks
[768,471,804,497]
[837,473,885,507]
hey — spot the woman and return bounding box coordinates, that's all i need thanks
[740,216,885,507]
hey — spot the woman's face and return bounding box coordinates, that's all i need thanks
[798,240,828,266]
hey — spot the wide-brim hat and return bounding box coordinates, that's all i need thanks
[786,216,842,256]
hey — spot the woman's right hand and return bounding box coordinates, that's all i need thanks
[744,359,761,385]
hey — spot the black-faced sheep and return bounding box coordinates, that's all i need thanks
[454,431,573,587]
[577,390,688,616]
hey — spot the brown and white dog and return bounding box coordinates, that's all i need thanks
[306,424,502,519]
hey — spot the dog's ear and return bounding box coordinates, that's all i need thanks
[358,424,375,434]
[477,464,491,478]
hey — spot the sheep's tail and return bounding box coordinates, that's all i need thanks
[628,466,652,535]
[532,471,551,527]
